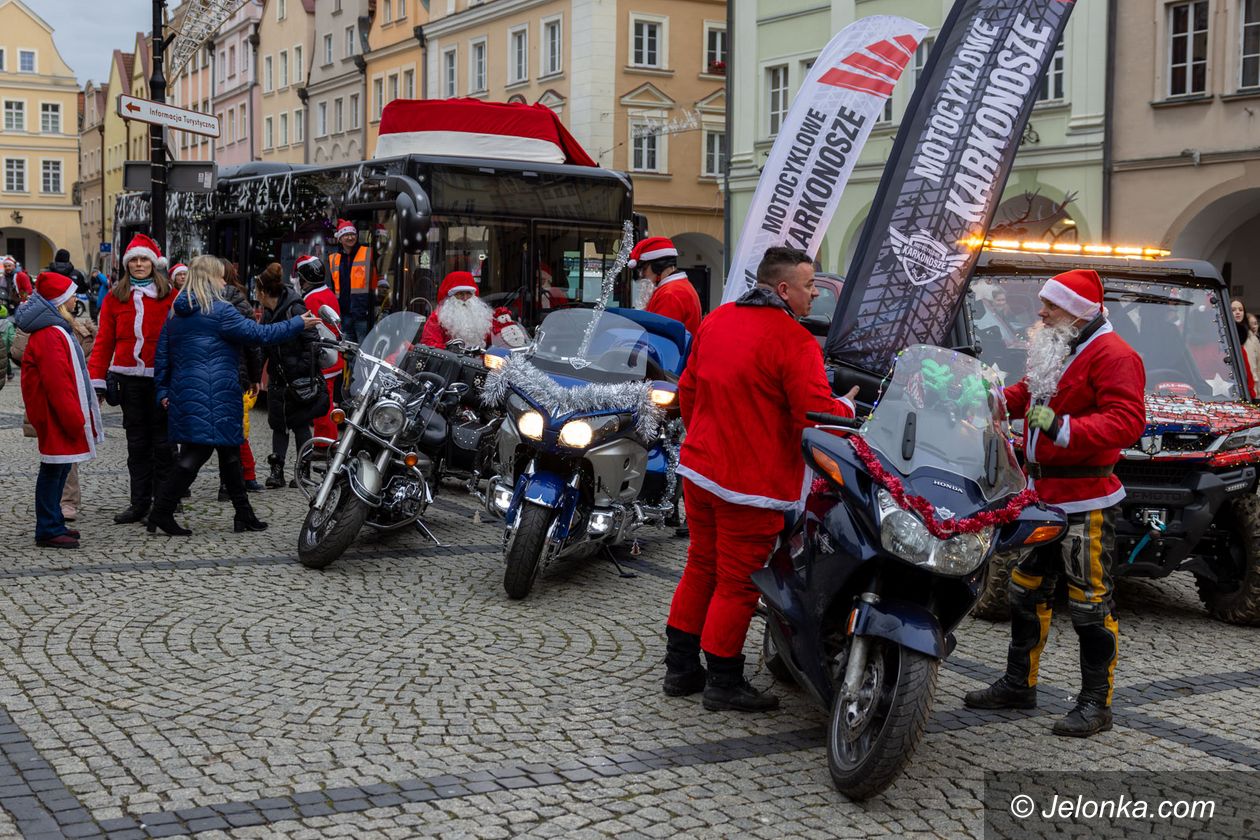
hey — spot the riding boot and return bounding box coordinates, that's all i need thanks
[662,625,706,697]
[231,492,269,532]
[963,676,1038,710]
[702,652,779,712]
[146,465,195,536]
[265,454,286,489]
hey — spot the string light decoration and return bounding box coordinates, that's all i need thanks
[166,1,252,79]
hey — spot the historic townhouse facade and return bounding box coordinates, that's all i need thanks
[78,81,106,269]
[102,48,134,252]
[259,0,317,163]
[307,0,374,164]
[168,1,217,163]
[214,0,265,165]
[364,0,425,156]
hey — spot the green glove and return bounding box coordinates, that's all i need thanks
[957,375,988,413]
[1027,405,1063,438]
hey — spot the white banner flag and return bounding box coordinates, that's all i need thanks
[721,16,928,305]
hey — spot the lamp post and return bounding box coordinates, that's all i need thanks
[150,0,169,251]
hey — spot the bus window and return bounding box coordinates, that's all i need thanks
[536,224,628,314]
[425,217,530,316]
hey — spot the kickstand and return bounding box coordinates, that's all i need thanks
[415,519,442,546]
[603,546,637,579]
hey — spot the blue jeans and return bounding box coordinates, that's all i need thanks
[35,462,72,541]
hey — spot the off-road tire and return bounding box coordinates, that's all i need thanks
[1196,495,1260,625]
[297,482,367,570]
[827,643,939,801]
[972,552,1017,621]
[761,623,795,684]
[503,503,552,599]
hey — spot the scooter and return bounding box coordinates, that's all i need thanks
[756,344,1067,800]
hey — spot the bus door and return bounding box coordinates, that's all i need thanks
[212,216,250,282]
[531,222,630,323]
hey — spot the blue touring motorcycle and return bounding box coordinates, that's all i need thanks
[483,307,689,599]
[757,345,1067,799]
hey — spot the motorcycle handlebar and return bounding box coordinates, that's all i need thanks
[806,412,861,429]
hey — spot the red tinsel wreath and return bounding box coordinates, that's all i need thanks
[846,435,1039,539]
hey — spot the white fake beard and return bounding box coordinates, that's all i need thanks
[1025,320,1079,402]
[632,278,654,309]
[437,295,494,349]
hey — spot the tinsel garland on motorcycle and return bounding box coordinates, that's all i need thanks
[483,354,665,440]
[846,435,1040,538]
[576,220,636,360]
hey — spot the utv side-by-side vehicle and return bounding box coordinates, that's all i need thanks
[816,247,1260,625]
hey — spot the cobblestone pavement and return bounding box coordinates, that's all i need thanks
[1,376,1259,839]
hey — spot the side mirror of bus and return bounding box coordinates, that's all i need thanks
[395,191,428,254]
[319,305,341,331]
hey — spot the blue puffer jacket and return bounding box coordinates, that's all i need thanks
[156,292,305,446]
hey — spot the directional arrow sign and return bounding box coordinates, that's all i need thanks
[116,94,221,138]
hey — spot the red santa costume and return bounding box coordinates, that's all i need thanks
[88,233,176,389]
[538,261,568,310]
[168,263,188,288]
[630,237,703,337]
[420,272,496,350]
[3,256,32,303]
[295,254,344,442]
[21,272,105,464]
[666,284,854,701]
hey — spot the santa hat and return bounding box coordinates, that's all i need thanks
[1040,269,1104,320]
[492,307,529,347]
[538,261,553,283]
[295,254,325,289]
[438,271,478,300]
[628,236,678,268]
[36,271,75,308]
[2,255,13,267]
[169,263,188,280]
[334,219,357,239]
[122,233,166,269]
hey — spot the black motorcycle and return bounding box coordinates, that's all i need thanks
[756,345,1067,800]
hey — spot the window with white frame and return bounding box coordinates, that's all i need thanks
[227,108,236,141]
[373,77,384,119]
[704,24,726,72]
[317,101,328,136]
[239,106,247,140]
[19,50,35,73]
[1037,38,1065,101]
[632,17,663,68]
[630,123,661,172]
[509,26,528,84]
[295,107,305,141]
[1168,1,1209,96]
[229,45,237,76]
[4,100,24,131]
[294,45,303,81]
[263,116,274,149]
[40,103,60,134]
[766,65,788,135]
[1243,0,1260,89]
[5,159,26,191]
[264,55,274,91]
[350,93,360,128]
[384,0,393,23]
[346,26,356,56]
[323,34,333,65]
[879,97,893,123]
[335,97,344,133]
[703,130,725,177]
[471,39,487,92]
[241,42,249,74]
[279,50,289,88]
[914,37,935,85]
[277,0,286,20]
[403,69,415,99]
[388,73,399,104]
[42,160,60,193]
[542,17,562,76]
[0,49,6,71]
[279,112,289,145]
[398,0,406,17]
[444,47,457,96]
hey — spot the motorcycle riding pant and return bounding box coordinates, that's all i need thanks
[1005,506,1120,706]
[667,480,783,658]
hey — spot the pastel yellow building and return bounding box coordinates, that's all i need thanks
[0,0,84,268]
[364,0,426,156]
[259,0,317,163]
[102,47,136,254]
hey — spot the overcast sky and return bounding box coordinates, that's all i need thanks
[30,0,159,86]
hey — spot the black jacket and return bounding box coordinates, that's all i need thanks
[48,259,88,295]
[224,285,264,387]
[262,288,319,387]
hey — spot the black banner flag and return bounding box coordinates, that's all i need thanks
[826,0,1077,373]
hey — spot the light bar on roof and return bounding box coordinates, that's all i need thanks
[961,237,1172,259]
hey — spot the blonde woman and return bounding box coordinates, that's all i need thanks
[148,255,319,536]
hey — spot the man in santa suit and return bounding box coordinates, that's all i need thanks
[295,255,344,442]
[629,237,702,337]
[965,268,1146,738]
[420,271,497,350]
[664,246,858,712]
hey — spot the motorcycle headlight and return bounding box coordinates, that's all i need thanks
[934,529,993,575]
[559,419,594,448]
[518,410,545,440]
[368,400,406,436]
[876,488,991,575]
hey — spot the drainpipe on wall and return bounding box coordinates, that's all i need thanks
[99,122,106,268]
[1101,0,1116,240]
[249,23,261,162]
[414,25,427,102]
[357,14,371,159]
[722,0,733,275]
[297,86,310,164]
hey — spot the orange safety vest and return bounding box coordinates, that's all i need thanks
[329,245,374,294]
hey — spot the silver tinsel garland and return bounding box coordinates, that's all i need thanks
[576,220,637,360]
[484,355,665,440]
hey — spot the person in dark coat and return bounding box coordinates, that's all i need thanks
[221,258,265,494]
[148,255,318,535]
[48,249,88,296]
[255,267,325,489]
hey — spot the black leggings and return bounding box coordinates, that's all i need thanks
[153,442,252,517]
[118,375,173,507]
[271,425,312,465]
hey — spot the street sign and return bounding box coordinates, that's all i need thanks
[117,94,220,138]
[99,243,112,254]
[124,161,217,193]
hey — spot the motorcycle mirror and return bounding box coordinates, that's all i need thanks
[318,304,342,331]
[446,382,471,397]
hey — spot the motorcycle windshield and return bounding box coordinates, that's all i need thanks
[529,309,651,384]
[861,345,1026,502]
[351,311,425,398]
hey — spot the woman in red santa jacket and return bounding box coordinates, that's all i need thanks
[15,272,105,549]
[964,268,1147,738]
[295,255,344,443]
[629,236,702,337]
[664,246,856,712]
[88,233,176,524]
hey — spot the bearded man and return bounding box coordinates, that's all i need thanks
[420,271,497,350]
[965,269,1146,738]
[629,237,702,337]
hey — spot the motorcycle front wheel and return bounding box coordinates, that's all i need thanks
[297,479,368,570]
[503,503,553,599]
[827,639,939,801]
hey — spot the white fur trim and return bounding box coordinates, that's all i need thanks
[132,283,160,299]
[656,271,690,289]
[1053,415,1071,447]
[48,287,76,308]
[90,378,107,389]
[108,363,155,377]
[638,246,678,262]
[132,294,146,373]
[170,265,188,277]
[297,256,322,271]
[1040,278,1100,320]
[676,464,797,511]
[335,223,357,238]
[122,246,161,267]
[374,130,565,163]
[1033,485,1126,515]
[444,285,477,298]
[40,328,101,464]
[303,286,330,303]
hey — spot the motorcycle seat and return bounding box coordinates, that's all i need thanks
[420,412,447,448]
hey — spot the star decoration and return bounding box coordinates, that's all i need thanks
[1207,373,1234,398]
